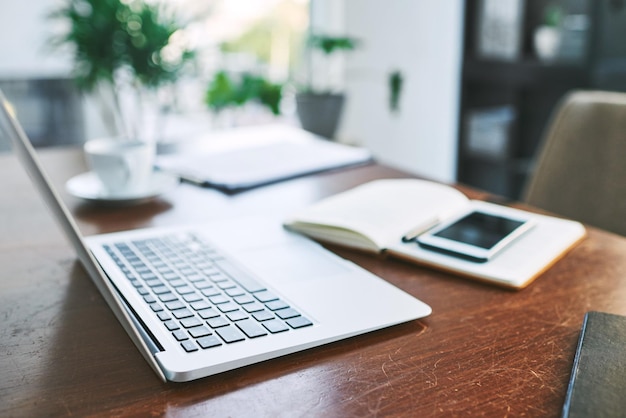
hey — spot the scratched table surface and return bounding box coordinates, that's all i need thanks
[2,146,626,417]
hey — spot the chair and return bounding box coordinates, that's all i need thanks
[522,90,626,236]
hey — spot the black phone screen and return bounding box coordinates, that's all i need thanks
[433,211,526,249]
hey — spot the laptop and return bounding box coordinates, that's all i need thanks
[0,91,431,382]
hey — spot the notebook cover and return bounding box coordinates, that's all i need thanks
[562,311,626,417]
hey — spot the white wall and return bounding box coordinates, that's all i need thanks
[322,0,464,183]
[0,0,72,76]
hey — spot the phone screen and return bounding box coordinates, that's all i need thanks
[433,211,526,249]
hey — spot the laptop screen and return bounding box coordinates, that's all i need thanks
[0,89,167,381]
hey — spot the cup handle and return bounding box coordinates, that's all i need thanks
[121,155,134,184]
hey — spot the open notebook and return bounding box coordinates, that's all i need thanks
[0,91,430,382]
[285,179,586,289]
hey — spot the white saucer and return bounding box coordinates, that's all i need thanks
[66,171,179,205]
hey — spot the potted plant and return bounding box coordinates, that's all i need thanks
[296,34,358,140]
[533,4,564,61]
[49,0,194,141]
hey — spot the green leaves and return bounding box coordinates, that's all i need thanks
[205,71,283,116]
[308,35,359,56]
[50,0,193,91]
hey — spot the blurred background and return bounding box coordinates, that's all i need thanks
[3,0,623,200]
[0,0,462,185]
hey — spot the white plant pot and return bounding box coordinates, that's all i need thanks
[534,26,561,62]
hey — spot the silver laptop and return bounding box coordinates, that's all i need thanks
[0,91,431,382]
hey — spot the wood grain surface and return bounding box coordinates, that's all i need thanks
[1,147,625,417]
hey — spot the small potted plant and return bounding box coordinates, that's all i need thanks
[533,4,564,61]
[49,0,194,141]
[295,34,359,140]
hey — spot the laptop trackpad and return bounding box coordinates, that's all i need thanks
[236,242,350,285]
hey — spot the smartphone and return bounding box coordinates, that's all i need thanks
[416,209,534,263]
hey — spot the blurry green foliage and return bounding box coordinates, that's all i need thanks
[205,71,283,115]
[308,35,359,55]
[49,0,194,91]
[389,70,403,113]
[543,4,564,27]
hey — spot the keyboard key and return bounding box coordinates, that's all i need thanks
[143,294,156,304]
[172,308,194,319]
[165,300,186,311]
[149,303,164,313]
[200,267,219,276]
[194,280,213,290]
[183,293,202,303]
[201,288,221,298]
[179,267,195,275]
[190,300,211,311]
[234,294,255,305]
[172,330,188,341]
[164,320,180,331]
[197,335,223,349]
[168,279,186,288]
[254,290,279,303]
[189,325,212,338]
[181,340,198,352]
[226,310,249,322]
[152,285,170,295]
[186,273,205,283]
[265,300,289,311]
[217,280,236,290]
[252,310,275,322]
[157,312,171,321]
[225,287,245,297]
[207,316,229,328]
[243,302,265,313]
[144,278,162,287]
[216,326,246,343]
[217,302,239,313]
[236,319,268,338]
[198,308,220,320]
[262,319,289,334]
[158,292,178,303]
[209,295,229,305]
[176,285,195,295]
[140,272,158,281]
[275,308,301,320]
[162,272,178,280]
[286,316,313,329]
[180,317,203,328]
[209,272,230,283]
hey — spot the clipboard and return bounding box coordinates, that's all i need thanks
[155,124,373,193]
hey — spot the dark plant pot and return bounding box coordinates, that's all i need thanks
[295,92,345,140]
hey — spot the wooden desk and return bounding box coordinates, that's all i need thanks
[2,146,625,417]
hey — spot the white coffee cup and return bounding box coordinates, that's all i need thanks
[84,137,155,195]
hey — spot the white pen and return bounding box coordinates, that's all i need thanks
[401,217,440,242]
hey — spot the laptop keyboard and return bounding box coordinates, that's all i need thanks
[102,233,313,353]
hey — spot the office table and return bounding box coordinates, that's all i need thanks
[1,146,625,417]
